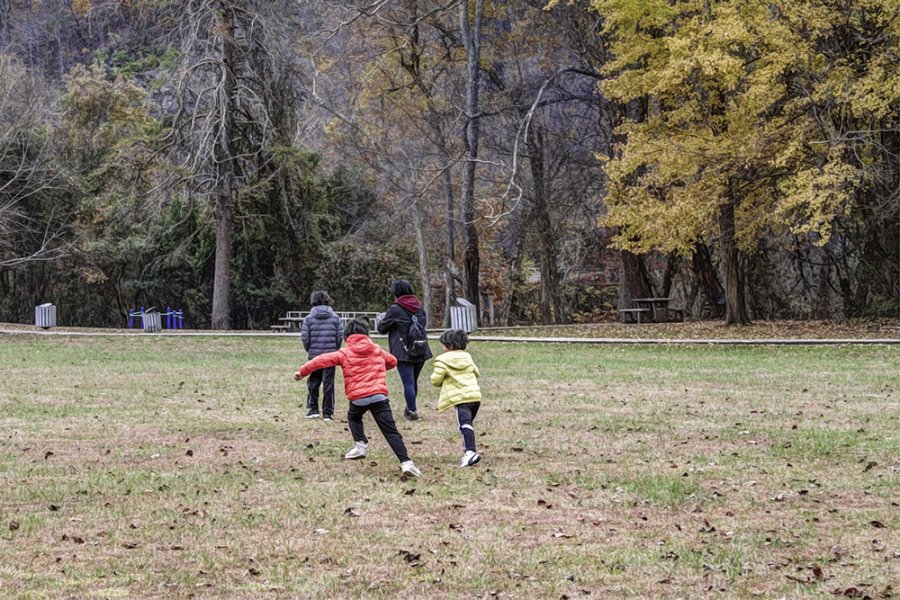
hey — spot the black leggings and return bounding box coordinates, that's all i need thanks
[455,402,480,452]
[347,400,410,463]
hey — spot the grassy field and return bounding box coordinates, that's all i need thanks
[0,334,897,599]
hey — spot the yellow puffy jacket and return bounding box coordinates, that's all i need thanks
[430,350,482,412]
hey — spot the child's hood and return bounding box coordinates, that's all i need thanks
[346,334,379,355]
[437,350,475,371]
[395,294,422,313]
[309,305,336,319]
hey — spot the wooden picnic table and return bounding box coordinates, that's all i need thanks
[629,298,685,323]
[633,298,672,323]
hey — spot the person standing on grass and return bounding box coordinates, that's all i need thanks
[294,318,422,478]
[377,279,433,421]
[300,290,343,421]
[430,329,482,467]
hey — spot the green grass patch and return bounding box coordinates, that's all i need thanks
[1,334,897,598]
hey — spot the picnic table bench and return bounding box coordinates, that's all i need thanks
[271,310,383,332]
[619,307,651,324]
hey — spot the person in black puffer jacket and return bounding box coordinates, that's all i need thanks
[300,291,343,420]
[377,279,433,421]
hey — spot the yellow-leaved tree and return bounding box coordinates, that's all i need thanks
[592,0,899,323]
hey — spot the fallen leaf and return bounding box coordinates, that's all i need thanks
[344,507,362,517]
[869,520,885,528]
[9,520,19,531]
[398,549,421,562]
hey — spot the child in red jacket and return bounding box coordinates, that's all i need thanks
[294,318,422,477]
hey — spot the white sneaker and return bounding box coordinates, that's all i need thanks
[460,450,481,468]
[344,441,368,460]
[400,460,421,477]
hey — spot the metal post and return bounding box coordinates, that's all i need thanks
[128,309,134,329]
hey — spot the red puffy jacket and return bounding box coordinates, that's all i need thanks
[298,334,397,401]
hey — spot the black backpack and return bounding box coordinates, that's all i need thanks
[402,314,429,359]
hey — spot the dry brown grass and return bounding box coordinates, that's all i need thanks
[0,334,897,598]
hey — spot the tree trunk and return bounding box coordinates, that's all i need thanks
[411,197,433,326]
[718,201,751,325]
[210,3,238,330]
[691,242,724,318]
[460,0,483,322]
[528,126,563,324]
[619,250,654,309]
[0,0,9,43]
[497,197,528,326]
[398,1,456,327]
[661,253,678,298]
[431,118,457,327]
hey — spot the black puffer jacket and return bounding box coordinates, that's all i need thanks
[377,296,433,363]
[301,305,342,358]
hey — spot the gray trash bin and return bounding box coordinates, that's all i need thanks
[142,311,162,333]
[450,298,477,333]
[35,303,56,329]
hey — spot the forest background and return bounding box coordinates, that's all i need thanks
[0,0,897,330]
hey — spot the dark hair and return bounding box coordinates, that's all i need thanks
[343,317,370,339]
[439,329,469,351]
[310,290,333,307]
[390,279,414,297]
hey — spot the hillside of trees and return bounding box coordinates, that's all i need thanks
[1,0,897,328]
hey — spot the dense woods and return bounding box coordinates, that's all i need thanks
[1,0,897,329]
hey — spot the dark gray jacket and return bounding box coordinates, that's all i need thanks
[301,306,342,358]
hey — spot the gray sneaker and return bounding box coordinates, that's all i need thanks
[403,408,420,421]
[400,460,421,477]
[460,450,481,468]
[344,441,368,460]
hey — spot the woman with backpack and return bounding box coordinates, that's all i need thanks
[377,279,433,421]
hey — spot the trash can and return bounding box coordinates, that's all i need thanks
[35,303,56,329]
[450,298,477,333]
[142,311,162,333]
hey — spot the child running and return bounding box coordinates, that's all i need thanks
[430,329,482,467]
[294,318,422,477]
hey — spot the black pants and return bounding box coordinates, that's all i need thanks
[347,400,409,463]
[456,402,480,452]
[306,367,335,416]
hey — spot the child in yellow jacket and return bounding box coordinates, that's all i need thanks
[430,329,482,467]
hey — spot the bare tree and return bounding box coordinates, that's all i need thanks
[0,55,70,269]
[459,0,483,321]
[164,0,299,329]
